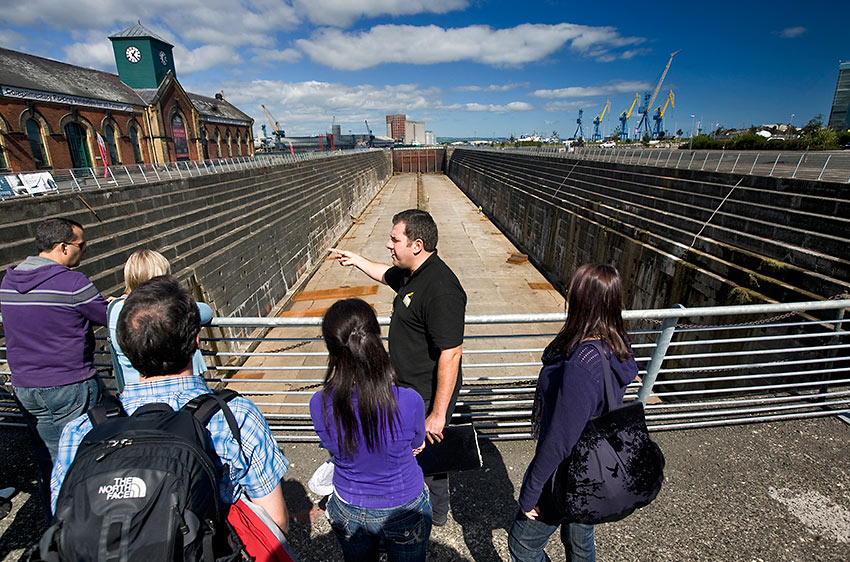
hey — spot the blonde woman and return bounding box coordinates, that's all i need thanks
[107,250,213,391]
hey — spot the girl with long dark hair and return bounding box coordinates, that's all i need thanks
[310,298,431,561]
[508,264,639,562]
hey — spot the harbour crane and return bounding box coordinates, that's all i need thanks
[652,90,675,139]
[364,120,375,148]
[619,93,640,141]
[635,50,680,137]
[592,100,610,141]
[573,109,584,140]
[260,104,292,153]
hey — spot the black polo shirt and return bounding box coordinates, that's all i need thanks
[384,252,466,405]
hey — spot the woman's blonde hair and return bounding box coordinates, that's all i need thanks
[123,249,171,294]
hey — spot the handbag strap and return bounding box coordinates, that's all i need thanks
[587,340,618,416]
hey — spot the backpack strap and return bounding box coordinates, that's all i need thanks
[87,397,126,426]
[183,389,244,451]
[586,340,618,415]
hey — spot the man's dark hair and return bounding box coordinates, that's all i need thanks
[35,218,83,253]
[116,275,200,377]
[392,209,438,252]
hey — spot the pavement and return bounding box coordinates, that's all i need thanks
[1,173,847,561]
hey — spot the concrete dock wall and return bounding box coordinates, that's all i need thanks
[447,148,850,311]
[0,150,392,323]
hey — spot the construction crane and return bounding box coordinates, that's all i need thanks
[592,100,610,141]
[635,50,680,137]
[260,104,292,153]
[619,93,640,141]
[573,109,584,140]
[364,120,375,148]
[652,90,675,139]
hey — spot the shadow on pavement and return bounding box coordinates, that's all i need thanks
[451,439,518,561]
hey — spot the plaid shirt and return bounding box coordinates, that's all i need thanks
[50,375,289,513]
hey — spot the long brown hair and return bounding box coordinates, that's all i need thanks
[547,263,632,361]
[321,298,398,456]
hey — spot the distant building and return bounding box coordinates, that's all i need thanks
[386,114,405,142]
[424,130,436,145]
[404,121,425,145]
[828,62,850,131]
[0,22,253,173]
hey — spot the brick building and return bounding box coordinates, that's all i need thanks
[385,114,405,143]
[0,22,253,173]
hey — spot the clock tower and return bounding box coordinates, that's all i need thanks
[109,21,176,89]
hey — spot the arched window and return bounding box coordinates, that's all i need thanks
[128,123,144,163]
[201,129,209,160]
[0,120,8,170]
[236,132,242,156]
[214,129,222,158]
[171,113,190,161]
[104,124,121,165]
[225,131,232,157]
[26,118,49,169]
[64,122,92,169]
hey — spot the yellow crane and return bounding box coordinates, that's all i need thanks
[592,100,610,141]
[618,93,640,141]
[652,90,674,138]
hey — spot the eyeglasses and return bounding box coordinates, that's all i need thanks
[64,241,87,251]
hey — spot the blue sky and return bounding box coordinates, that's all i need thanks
[1,1,847,139]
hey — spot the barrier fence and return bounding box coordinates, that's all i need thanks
[471,146,850,183]
[0,148,379,200]
[2,299,848,441]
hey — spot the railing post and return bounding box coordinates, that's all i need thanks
[676,152,683,168]
[69,169,81,190]
[749,153,759,174]
[701,152,709,171]
[107,166,118,185]
[817,155,831,181]
[124,166,134,185]
[138,164,147,183]
[638,304,684,405]
[90,168,101,188]
[688,152,695,169]
[731,153,740,174]
[152,165,161,181]
[665,151,672,167]
[792,153,805,178]
[714,153,723,172]
[769,153,781,176]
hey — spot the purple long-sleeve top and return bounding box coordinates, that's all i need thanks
[310,385,426,509]
[1,257,108,388]
[517,340,638,513]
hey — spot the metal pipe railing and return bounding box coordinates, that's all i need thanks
[2,299,848,440]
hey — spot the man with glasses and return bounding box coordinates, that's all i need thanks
[0,217,108,516]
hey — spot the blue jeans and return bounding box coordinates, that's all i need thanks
[508,509,595,562]
[326,488,432,562]
[13,377,101,517]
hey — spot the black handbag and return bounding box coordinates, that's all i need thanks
[551,341,664,524]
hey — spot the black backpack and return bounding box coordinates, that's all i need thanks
[36,389,249,562]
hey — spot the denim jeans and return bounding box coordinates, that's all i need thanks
[326,488,432,562]
[508,499,595,562]
[13,377,101,517]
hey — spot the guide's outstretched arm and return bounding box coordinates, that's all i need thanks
[328,248,391,284]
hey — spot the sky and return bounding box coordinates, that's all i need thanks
[1,1,847,140]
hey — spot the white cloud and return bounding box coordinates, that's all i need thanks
[63,37,116,71]
[532,80,651,99]
[456,82,529,92]
[0,28,28,50]
[296,23,646,70]
[174,44,242,73]
[543,100,589,112]
[254,48,302,63]
[291,0,468,27]
[458,101,534,113]
[778,26,807,38]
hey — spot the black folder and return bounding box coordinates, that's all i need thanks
[416,424,482,476]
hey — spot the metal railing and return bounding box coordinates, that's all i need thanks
[2,299,848,441]
[466,145,850,183]
[0,148,381,200]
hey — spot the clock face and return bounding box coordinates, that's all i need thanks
[159,51,168,66]
[125,46,141,63]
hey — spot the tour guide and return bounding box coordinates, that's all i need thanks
[329,209,466,526]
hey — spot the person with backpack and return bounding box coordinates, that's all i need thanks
[107,249,213,392]
[310,298,431,562]
[508,264,639,562]
[48,276,291,560]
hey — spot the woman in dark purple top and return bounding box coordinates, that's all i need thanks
[310,298,431,562]
[509,264,639,562]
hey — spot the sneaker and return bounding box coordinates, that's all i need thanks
[432,511,448,527]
